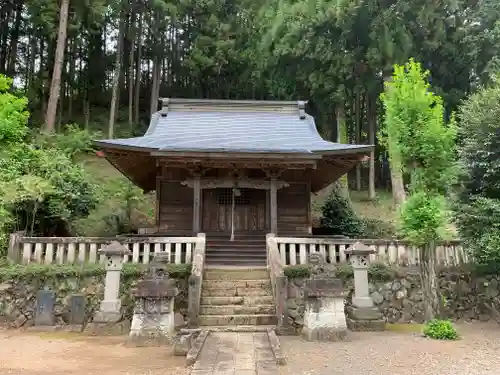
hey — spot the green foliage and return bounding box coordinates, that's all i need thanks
[455,77,500,266]
[284,262,395,281]
[0,75,29,146]
[34,124,99,160]
[399,193,451,247]
[0,262,191,282]
[360,218,397,239]
[320,190,363,237]
[423,319,458,340]
[380,59,457,247]
[283,265,311,279]
[0,79,98,247]
[380,59,457,195]
[73,178,153,236]
[0,144,97,236]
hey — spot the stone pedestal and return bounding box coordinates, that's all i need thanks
[86,241,131,335]
[301,278,348,342]
[128,253,179,346]
[345,242,385,331]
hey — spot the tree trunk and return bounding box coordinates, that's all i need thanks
[367,93,376,200]
[44,0,70,133]
[67,37,77,121]
[134,10,143,124]
[150,56,160,117]
[108,6,126,139]
[128,5,136,128]
[7,0,22,77]
[419,241,440,320]
[389,153,406,205]
[336,103,350,199]
[355,87,362,191]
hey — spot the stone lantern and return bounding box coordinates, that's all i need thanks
[345,242,385,331]
[95,241,131,322]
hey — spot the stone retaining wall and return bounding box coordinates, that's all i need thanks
[0,269,189,329]
[287,267,500,331]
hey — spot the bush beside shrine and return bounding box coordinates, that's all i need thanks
[0,262,191,329]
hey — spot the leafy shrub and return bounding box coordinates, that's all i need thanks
[34,124,99,160]
[283,262,395,281]
[360,218,397,238]
[320,190,363,237]
[0,75,29,145]
[0,144,97,236]
[73,179,154,236]
[284,265,311,278]
[0,262,191,281]
[0,75,97,241]
[455,77,500,266]
[423,319,458,340]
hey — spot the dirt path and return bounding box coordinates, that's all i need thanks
[280,322,500,375]
[0,330,189,375]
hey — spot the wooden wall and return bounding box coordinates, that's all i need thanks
[156,167,312,236]
[158,181,193,234]
[277,182,310,236]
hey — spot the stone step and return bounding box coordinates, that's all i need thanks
[205,251,267,258]
[203,279,272,290]
[204,268,269,281]
[200,295,274,306]
[205,258,267,266]
[203,325,276,332]
[199,314,277,326]
[200,304,275,315]
[201,288,273,297]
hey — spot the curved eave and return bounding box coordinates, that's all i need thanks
[95,140,374,193]
[97,145,157,192]
[310,148,373,192]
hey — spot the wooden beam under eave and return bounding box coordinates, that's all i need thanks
[156,158,317,170]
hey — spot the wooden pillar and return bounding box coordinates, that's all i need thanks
[193,176,201,234]
[270,176,278,235]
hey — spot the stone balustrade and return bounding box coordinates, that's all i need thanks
[8,233,205,265]
[266,233,289,334]
[272,236,465,266]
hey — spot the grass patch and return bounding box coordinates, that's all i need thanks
[284,262,396,281]
[0,262,192,281]
[385,323,425,333]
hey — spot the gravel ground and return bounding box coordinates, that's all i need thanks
[0,330,189,375]
[279,322,500,375]
[1,322,499,375]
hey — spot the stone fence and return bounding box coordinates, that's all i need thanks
[7,233,206,265]
[272,236,465,266]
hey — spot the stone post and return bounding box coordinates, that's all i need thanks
[301,252,348,341]
[128,253,179,346]
[86,241,131,334]
[345,242,385,331]
[301,277,348,341]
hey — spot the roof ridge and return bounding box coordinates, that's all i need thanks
[159,98,308,117]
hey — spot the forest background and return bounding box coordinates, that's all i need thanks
[0,0,499,244]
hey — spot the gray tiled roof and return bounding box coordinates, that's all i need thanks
[97,100,370,154]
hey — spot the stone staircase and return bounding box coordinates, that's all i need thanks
[205,234,267,266]
[199,267,277,328]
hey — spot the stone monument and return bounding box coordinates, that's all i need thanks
[128,253,179,346]
[301,252,348,341]
[345,242,385,331]
[86,241,131,334]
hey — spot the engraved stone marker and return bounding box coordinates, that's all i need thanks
[128,253,179,346]
[35,290,55,326]
[69,294,86,325]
